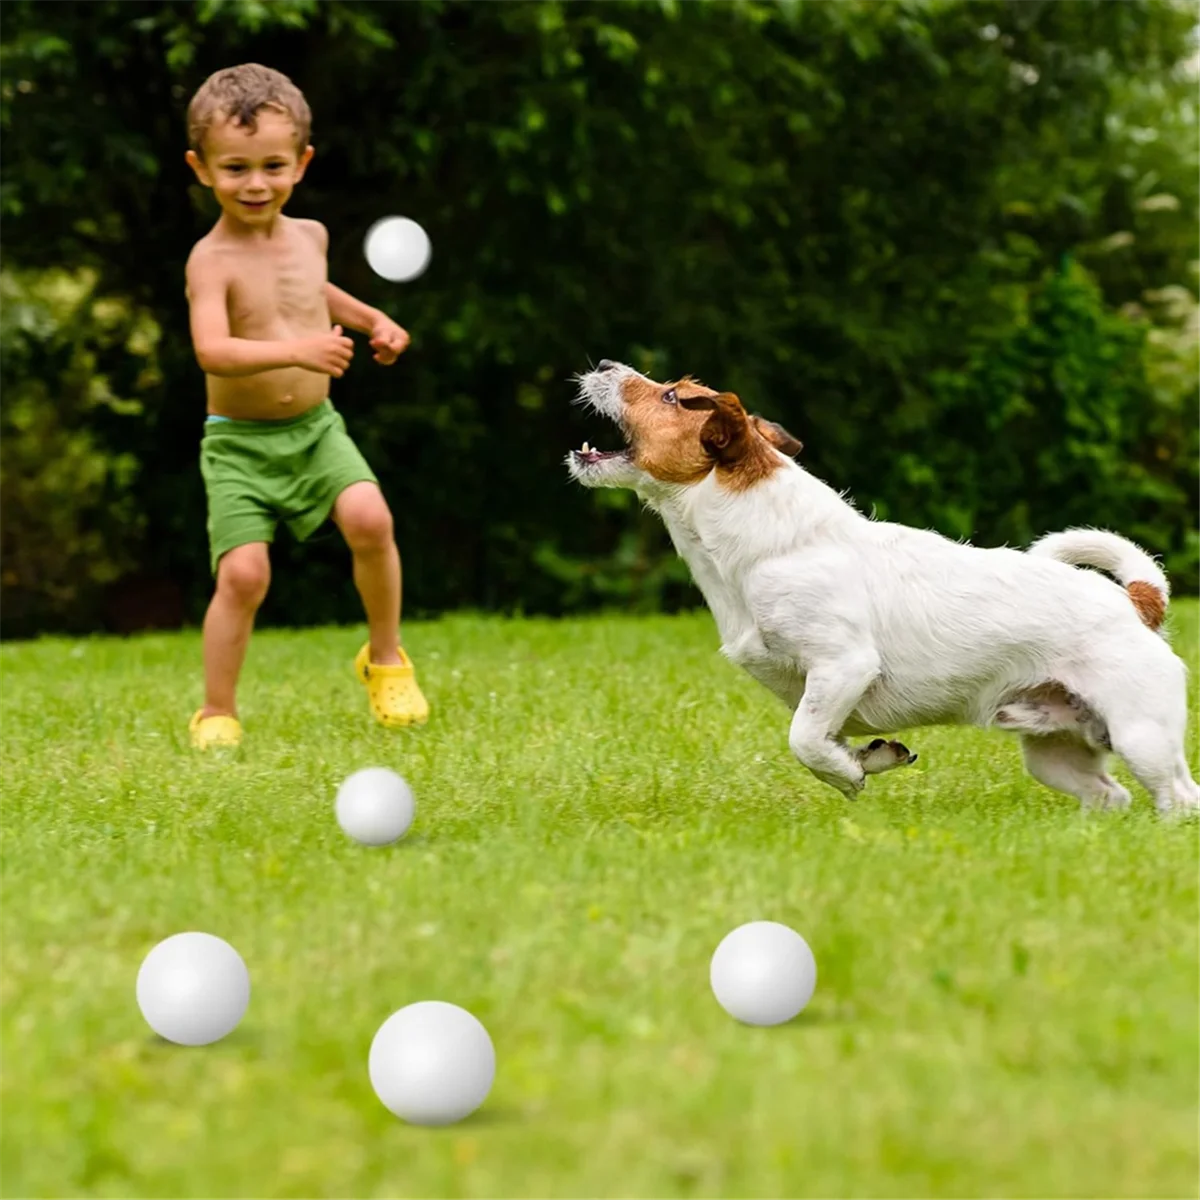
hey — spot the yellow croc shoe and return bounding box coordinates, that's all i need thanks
[355,643,430,728]
[189,709,243,751]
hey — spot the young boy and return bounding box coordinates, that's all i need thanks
[183,63,428,750]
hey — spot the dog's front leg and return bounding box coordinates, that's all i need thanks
[788,652,882,800]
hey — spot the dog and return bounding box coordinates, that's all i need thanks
[567,360,1199,816]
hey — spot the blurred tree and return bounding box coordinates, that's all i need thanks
[0,269,158,635]
[1,0,1195,633]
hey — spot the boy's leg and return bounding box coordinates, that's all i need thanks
[332,481,402,665]
[332,481,428,727]
[197,418,278,747]
[201,541,272,717]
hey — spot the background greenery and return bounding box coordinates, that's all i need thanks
[2,0,1197,636]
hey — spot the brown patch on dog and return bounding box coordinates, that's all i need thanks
[679,392,796,491]
[750,415,803,457]
[617,375,719,485]
[617,375,797,491]
[1127,580,1166,630]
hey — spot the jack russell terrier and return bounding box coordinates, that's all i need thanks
[567,360,1198,817]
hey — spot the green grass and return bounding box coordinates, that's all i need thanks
[2,605,1198,1199]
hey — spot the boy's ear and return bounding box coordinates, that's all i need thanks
[185,149,213,187]
[294,144,315,181]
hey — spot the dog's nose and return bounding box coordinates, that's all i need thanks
[597,359,618,372]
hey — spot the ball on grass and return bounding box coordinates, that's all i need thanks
[335,767,416,847]
[363,215,432,282]
[709,920,817,1026]
[136,932,250,1046]
[369,1001,496,1126]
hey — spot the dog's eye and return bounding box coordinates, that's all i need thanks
[663,389,678,405]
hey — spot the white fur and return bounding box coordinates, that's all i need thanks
[569,363,1199,815]
[1028,527,1170,596]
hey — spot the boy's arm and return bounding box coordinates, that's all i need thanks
[327,281,410,364]
[325,282,384,334]
[187,251,300,376]
[186,248,352,378]
[300,220,409,363]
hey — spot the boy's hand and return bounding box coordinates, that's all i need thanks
[369,315,411,365]
[295,325,355,377]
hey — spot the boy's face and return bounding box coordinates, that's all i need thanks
[186,109,313,227]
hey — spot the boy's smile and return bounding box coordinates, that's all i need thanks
[186,109,313,230]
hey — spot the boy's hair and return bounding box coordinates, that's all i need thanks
[187,63,311,156]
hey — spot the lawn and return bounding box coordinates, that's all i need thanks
[2,604,1198,1198]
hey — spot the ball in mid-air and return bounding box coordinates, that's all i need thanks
[368,1001,496,1125]
[136,932,251,1046]
[363,216,432,282]
[709,920,817,1026]
[335,767,416,847]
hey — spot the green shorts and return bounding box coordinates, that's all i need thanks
[200,400,378,575]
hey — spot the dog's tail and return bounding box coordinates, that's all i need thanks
[1028,528,1169,631]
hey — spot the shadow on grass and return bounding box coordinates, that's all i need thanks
[729,1004,859,1029]
[370,1104,522,1132]
[793,1007,858,1026]
[330,831,436,854]
[143,1026,264,1052]
[430,1104,521,1129]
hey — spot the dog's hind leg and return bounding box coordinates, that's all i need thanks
[1020,734,1131,811]
[1175,757,1200,811]
[1093,646,1199,816]
[788,652,882,800]
[1107,720,1199,816]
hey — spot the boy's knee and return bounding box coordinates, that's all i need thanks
[217,548,270,607]
[342,501,394,551]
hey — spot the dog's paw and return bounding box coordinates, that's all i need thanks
[812,764,866,800]
[1081,780,1133,812]
[1158,801,1200,823]
[839,770,867,801]
[856,738,919,775]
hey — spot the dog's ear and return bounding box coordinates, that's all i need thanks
[751,415,803,457]
[680,391,748,464]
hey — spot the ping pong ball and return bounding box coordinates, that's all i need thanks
[710,920,817,1026]
[368,1001,496,1125]
[363,216,432,282]
[335,767,415,846]
[136,932,251,1045]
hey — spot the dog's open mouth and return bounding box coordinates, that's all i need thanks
[572,441,630,466]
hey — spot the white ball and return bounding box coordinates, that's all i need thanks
[710,920,817,1026]
[363,216,432,282]
[136,932,250,1046]
[335,767,415,846]
[368,1001,496,1126]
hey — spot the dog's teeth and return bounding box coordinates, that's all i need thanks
[582,442,591,453]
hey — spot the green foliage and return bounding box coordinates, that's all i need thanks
[0,0,1196,633]
[877,261,1199,582]
[0,270,159,635]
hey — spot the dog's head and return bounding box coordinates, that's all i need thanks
[566,360,802,499]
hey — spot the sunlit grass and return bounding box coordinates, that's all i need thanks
[2,605,1197,1198]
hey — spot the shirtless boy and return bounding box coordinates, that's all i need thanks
[184,63,428,750]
